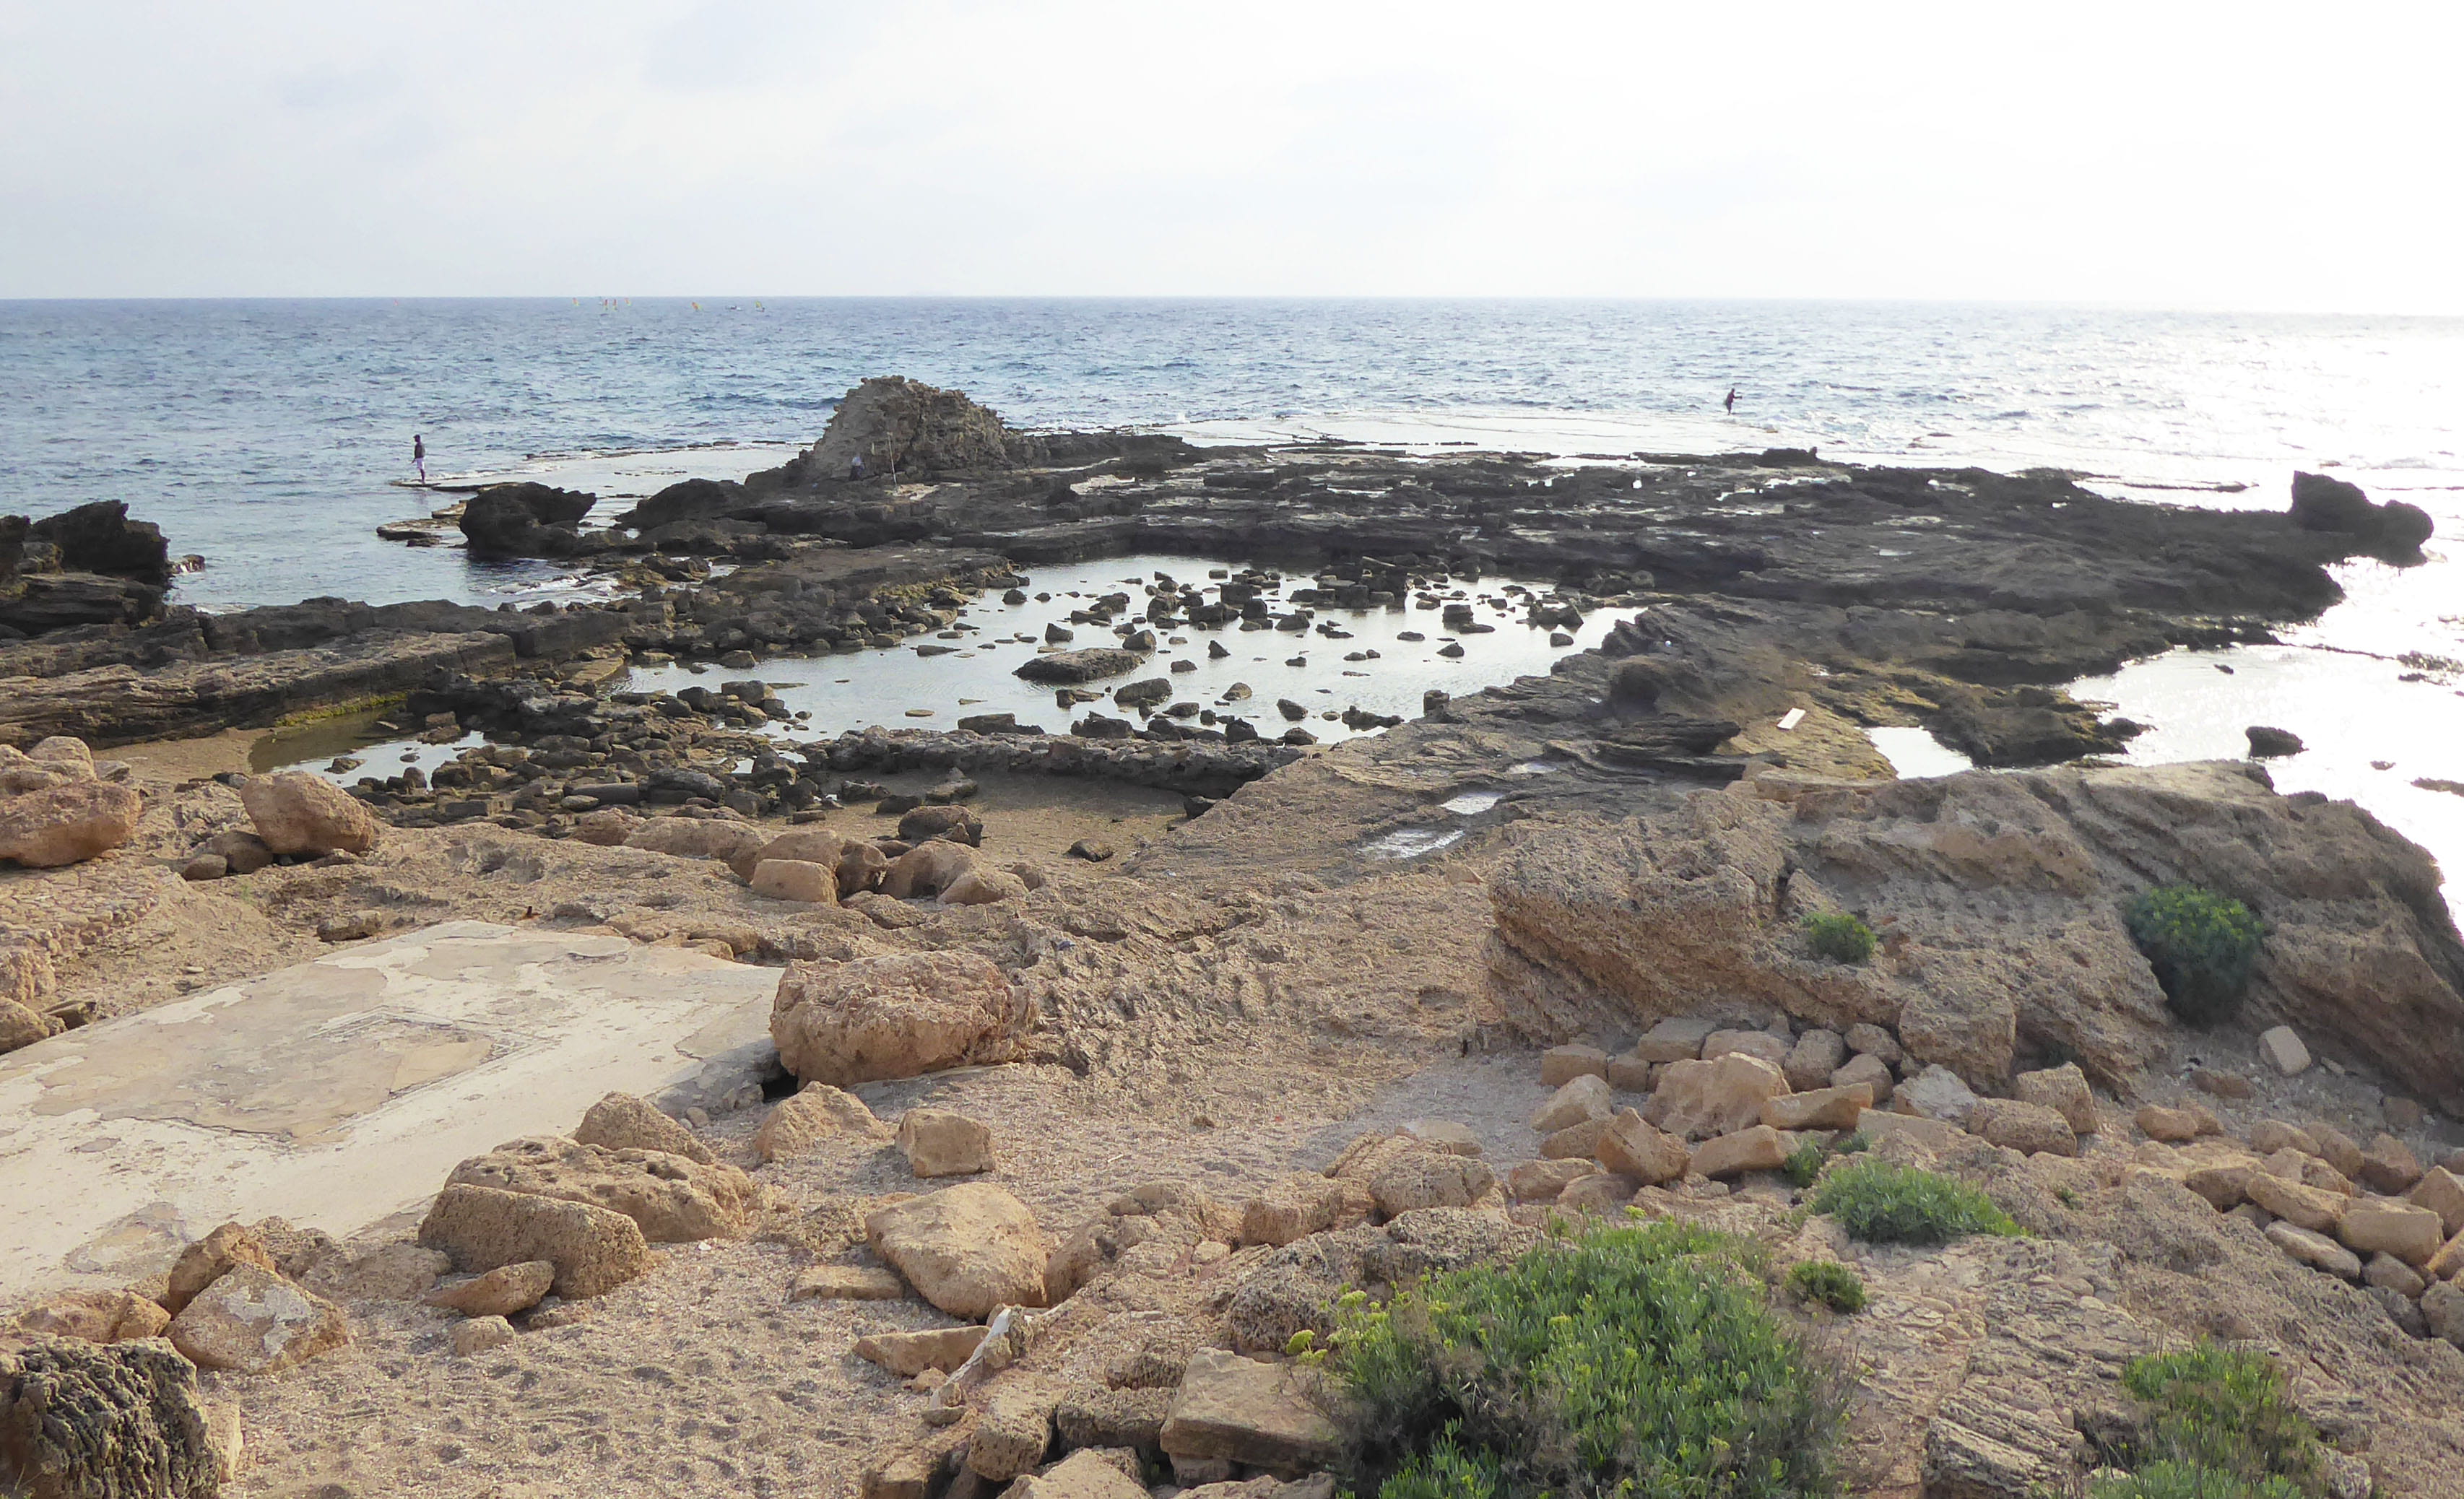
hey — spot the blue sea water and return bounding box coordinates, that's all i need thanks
[6,297,2464,895]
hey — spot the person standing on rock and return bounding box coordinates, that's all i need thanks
[1723,388,1739,415]
[413,433,428,484]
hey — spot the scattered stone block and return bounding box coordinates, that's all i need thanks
[451,1316,517,1357]
[967,1383,1056,1480]
[2365,1252,2429,1299]
[1054,1384,1171,1453]
[1831,1051,1894,1105]
[1633,1016,1719,1063]
[1654,1053,1791,1142]
[1702,1029,1789,1066]
[1506,1157,1597,1203]
[2249,1121,2319,1158]
[1857,1108,1960,1152]
[425,1260,555,1318]
[2407,1166,2464,1238]
[1529,1074,1614,1133]
[418,1182,652,1299]
[2182,1164,2254,1211]
[575,1091,716,1165]
[2266,1221,2361,1279]
[1158,1350,1341,1477]
[898,1110,997,1178]
[1691,1125,1791,1179]
[1762,1084,1874,1133]
[2338,1201,2445,1266]
[446,1136,758,1242]
[2359,1134,2425,1195]
[1397,1119,1483,1155]
[2190,1066,2256,1100]
[2313,1127,2366,1181]
[162,1222,279,1315]
[2011,1063,2097,1135]
[1843,1023,1902,1064]
[1539,1045,1610,1085]
[756,1083,889,1161]
[1006,1448,1150,1499]
[2385,1096,2427,1131]
[751,858,841,904]
[2421,1280,2464,1348]
[2244,1173,2346,1235]
[770,950,1032,1087]
[2258,1025,2312,1076]
[1540,1118,1612,1160]
[0,1338,221,1498]
[855,1326,990,1378]
[1972,1099,2079,1157]
[12,1289,172,1344]
[1782,1030,1846,1092]
[1594,1109,1690,1185]
[1605,1054,1655,1092]
[167,1264,350,1374]
[2135,1105,2203,1144]
[865,1184,1052,1321]
[1557,1173,1642,1213]
[792,1264,908,1301]
[237,770,381,856]
[1239,1175,1374,1247]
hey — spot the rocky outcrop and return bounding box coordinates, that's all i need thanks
[443,1137,758,1242]
[0,503,172,639]
[770,952,1038,1086]
[459,483,599,560]
[2290,470,2434,557]
[0,1337,222,1499]
[1491,760,2464,1106]
[794,376,1016,482]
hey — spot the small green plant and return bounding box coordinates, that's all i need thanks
[2055,1184,2080,1207]
[1806,1158,2022,1246]
[1803,911,1878,964]
[2114,1343,2323,1493]
[2090,1463,2304,1499]
[1782,1136,1830,1188]
[1784,1259,1867,1314]
[1330,1220,1847,1499]
[2126,885,2266,1025]
[1832,1131,1870,1155]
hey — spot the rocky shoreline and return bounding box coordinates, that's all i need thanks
[6,378,2464,1498]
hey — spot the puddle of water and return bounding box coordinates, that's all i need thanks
[1870,726,1974,779]
[1363,827,1467,860]
[1441,789,1506,815]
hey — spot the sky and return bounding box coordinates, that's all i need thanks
[3,1,2460,309]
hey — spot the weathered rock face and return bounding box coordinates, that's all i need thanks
[459,483,599,559]
[443,1137,758,1242]
[1491,760,2464,1105]
[770,952,1035,1086]
[0,1337,222,1499]
[165,1263,350,1375]
[26,502,173,587]
[864,1183,1051,1320]
[0,778,141,869]
[796,376,1015,481]
[235,771,380,856]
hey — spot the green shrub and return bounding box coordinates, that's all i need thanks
[2090,1462,2304,1499]
[1803,912,1878,964]
[2126,885,2265,1025]
[1805,1159,2021,1246]
[1782,1137,1829,1189]
[2114,1343,2322,1493]
[1784,1259,1867,1314]
[1331,1220,1846,1499]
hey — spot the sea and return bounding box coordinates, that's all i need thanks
[4,297,2463,900]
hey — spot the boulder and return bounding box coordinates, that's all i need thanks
[459,482,597,558]
[1158,1350,1341,1477]
[880,841,979,900]
[1843,1022,1903,1063]
[1506,1158,1599,1204]
[1054,1383,1172,1453]
[0,999,54,1056]
[1558,1173,1642,1214]
[1540,1118,1613,1160]
[797,375,1015,479]
[1701,1029,1789,1066]
[1239,1175,1375,1246]
[2406,1166,2464,1237]
[1114,678,1173,713]
[1529,1074,1614,1132]
[2364,1252,2427,1300]
[1593,1110,1689,1185]
[1632,1016,1717,1063]
[2249,1120,2319,1157]
[865,1184,1052,1321]
[1971,1099,2079,1157]
[1005,1448,1150,1499]
[726,827,853,882]
[755,1083,888,1160]
[1605,1054,1655,1092]
[2182,1164,2253,1211]
[166,1264,350,1374]
[1691,1125,1791,1178]
[1782,1029,1846,1091]
[235,772,380,856]
[25,500,173,584]
[623,817,768,864]
[417,1182,653,1298]
[1652,1053,1791,1141]
[771,952,1033,1086]
[2312,1126,2365,1181]
[0,1337,221,1499]
[573,1092,716,1165]
[854,1326,988,1378]
[2244,1173,2346,1235]
[2258,1026,2311,1077]
[424,1260,555,1318]
[163,1222,279,1315]
[791,1264,908,1302]
[2010,1063,2098,1135]
[942,868,1028,905]
[2265,1221,2361,1279]
[444,1137,758,1242]
[897,1109,996,1177]
[1016,648,1148,685]
[752,859,840,904]
[12,1290,172,1346]
[572,807,639,846]
[2337,1201,2445,1266]
[1831,1051,1894,1104]
[967,1383,1056,1481]
[2135,1105,2203,1144]
[2422,1280,2464,1349]
[1327,1134,1498,1217]
[898,804,983,848]
[1896,1066,1980,1126]
[1540,1045,1610,1085]
[0,779,142,867]
[2289,470,2434,555]
[2245,726,2304,759]
[1761,1083,1873,1133]
[451,1316,517,1357]
[2358,1134,2424,1195]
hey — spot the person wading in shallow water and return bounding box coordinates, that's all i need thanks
[1723,387,1739,414]
[413,433,428,484]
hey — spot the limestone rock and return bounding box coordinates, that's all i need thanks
[1691,1124,1791,1178]
[623,817,768,864]
[572,807,639,846]
[424,1261,555,1318]
[897,1110,996,1178]
[417,1182,653,1298]
[865,1184,1052,1321]
[1843,1022,1902,1063]
[2244,1173,2346,1234]
[167,1264,350,1374]
[0,779,142,868]
[1895,1065,1979,1126]
[941,867,1028,905]
[1540,1117,1612,1160]
[882,841,978,900]
[2364,1251,2428,1299]
[1240,1176,1374,1246]
[1158,1350,1341,1477]
[163,1222,279,1316]
[1652,1053,1790,1142]
[2359,1134,2424,1195]
[0,1337,221,1499]
[2259,1025,2312,1077]
[1761,1083,1873,1132]
[2182,1164,2254,1211]
[1782,1028,1845,1091]
[307,1244,451,1302]
[2312,1126,2365,1181]
[752,858,840,904]
[1632,1016,1717,1063]
[235,771,379,856]
[1972,1099,2080,1157]
[2135,1105,2203,1144]
[1397,1120,1483,1156]
[854,1326,987,1377]
[12,1290,171,1346]
[726,826,854,882]
[1605,1053,1655,1092]
[2338,1201,2445,1265]
[2011,1063,2097,1135]
[967,1383,1056,1480]
[450,1316,517,1357]
[1331,1136,1497,1217]
[2406,1165,2464,1237]
[0,999,54,1056]
[1506,1157,1598,1203]
[1831,1051,1894,1104]
[798,375,1015,479]
[445,1137,758,1242]
[1594,1110,1690,1185]
[770,952,1033,1086]
[1539,1045,1609,1085]
[1528,1073,1613,1132]
[2421,1280,2464,1348]
[1054,1383,1172,1453]
[2249,1120,2319,1157]
[1005,1448,1151,1499]
[1558,1173,1641,1213]
[2265,1221,2361,1279]
[755,1083,888,1160]
[792,1264,908,1301]
[573,1092,714,1165]
[1701,1028,1788,1066]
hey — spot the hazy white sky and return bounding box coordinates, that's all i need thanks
[3,1,2458,308]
